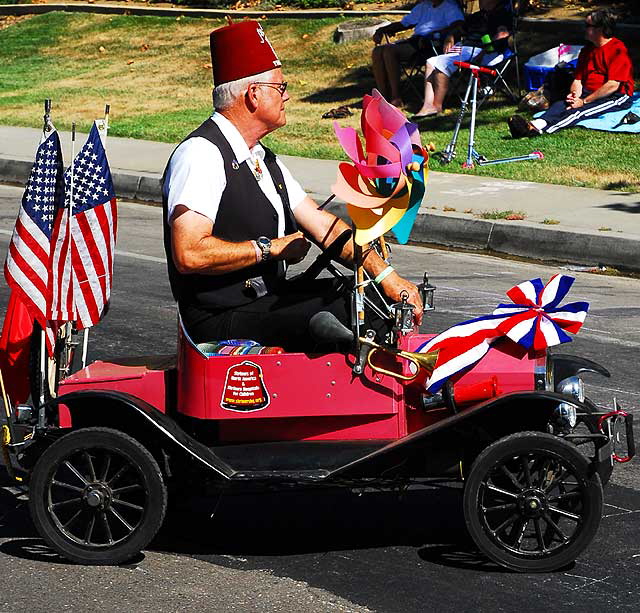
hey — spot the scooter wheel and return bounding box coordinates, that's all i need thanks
[29,427,167,565]
[463,431,602,573]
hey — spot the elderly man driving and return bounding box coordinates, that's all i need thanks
[162,20,422,351]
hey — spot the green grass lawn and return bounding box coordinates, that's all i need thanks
[0,12,638,191]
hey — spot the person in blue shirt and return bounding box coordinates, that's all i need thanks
[371,0,464,108]
[413,0,512,118]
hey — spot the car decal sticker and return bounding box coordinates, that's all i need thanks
[220,360,270,412]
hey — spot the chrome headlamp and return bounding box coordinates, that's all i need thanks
[554,403,578,429]
[556,375,585,403]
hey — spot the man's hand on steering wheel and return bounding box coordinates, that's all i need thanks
[272,231,311,265]
[379,271,424,326]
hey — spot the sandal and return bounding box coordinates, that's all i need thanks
[322,105,353,119]
[410,111,440,121]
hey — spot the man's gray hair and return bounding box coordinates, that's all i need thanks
[213,69,274,111]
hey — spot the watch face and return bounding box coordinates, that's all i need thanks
[257,236,271,248]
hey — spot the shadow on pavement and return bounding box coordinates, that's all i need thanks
[0,473,489,570]
[154,482,480,565]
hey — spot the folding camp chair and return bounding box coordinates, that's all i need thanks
[446,0,523,109]
[393,0,467,102]
[387,34,444,102]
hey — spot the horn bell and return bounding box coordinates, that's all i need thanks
[401,349,439,377]
[366,347,439,381]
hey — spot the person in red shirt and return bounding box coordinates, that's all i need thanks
[508,9,634,137]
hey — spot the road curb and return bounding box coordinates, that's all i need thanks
[1,157,638,273]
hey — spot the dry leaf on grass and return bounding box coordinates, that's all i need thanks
[126,59,134,65]
[98,46,106,53]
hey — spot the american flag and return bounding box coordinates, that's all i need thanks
[58,122,117,329]
[4,130,64,355]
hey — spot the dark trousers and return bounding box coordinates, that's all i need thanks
[181,277,390,353]
[540,92,631,134]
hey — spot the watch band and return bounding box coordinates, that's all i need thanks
[257,236,271,262]
[250,240,262,264]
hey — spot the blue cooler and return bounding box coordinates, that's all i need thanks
[524,45,583,91]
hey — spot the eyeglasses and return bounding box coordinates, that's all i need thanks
[252,81,288,96]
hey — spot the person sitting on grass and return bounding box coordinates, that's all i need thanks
[508,9,633,138]
[371,0,464,109]
[413,0,512,119]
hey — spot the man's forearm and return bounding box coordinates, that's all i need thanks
[172,234,258,275]
[314,214,389,279]
[379,21,409,38]
[569,79,583,97]
[583,80,620,104]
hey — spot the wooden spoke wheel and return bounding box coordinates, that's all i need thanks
[29,428,167,565]
[463,431,603,573]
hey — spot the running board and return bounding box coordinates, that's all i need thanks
[231,469,330,482]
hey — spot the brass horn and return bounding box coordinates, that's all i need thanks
[359,337,439,382]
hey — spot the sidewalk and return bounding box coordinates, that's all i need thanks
[1,125,639,272]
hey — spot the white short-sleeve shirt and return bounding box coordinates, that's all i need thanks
[164,113,307,237]
[401,0,464,38]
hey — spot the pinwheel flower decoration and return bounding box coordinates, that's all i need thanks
[331,90,430,245]
[418,274,590,393]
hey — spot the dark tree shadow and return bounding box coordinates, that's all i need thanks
[599,202,640,213]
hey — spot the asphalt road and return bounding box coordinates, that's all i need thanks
[0,185,639,612]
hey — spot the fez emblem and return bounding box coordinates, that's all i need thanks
[221,361,270,412]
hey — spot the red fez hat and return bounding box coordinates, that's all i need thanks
[210,20,282,86]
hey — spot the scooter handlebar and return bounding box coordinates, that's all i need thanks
[454,60,497,76]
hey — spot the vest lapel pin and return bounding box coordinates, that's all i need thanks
[231,159,240,171]
[253,158,263,181]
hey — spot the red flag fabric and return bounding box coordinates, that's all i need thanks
[4,129,64,355]
[0,291,33,406]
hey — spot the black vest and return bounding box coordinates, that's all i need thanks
[162,118,298,312]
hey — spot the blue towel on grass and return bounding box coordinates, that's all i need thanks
[535,92,640,133]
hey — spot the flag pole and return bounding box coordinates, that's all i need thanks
[43,98,53,135]
[80,103,109,370]
[37,100,52,419]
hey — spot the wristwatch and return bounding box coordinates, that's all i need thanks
[256,236,271,262]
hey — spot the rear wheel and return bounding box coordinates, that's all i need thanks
[464,431,603,573]
[29,427,167,565]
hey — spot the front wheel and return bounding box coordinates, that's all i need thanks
[29,427,167,565]
[463,431,603,573]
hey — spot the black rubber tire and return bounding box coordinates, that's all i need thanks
[29,427,167,565]
[463,431,603,573]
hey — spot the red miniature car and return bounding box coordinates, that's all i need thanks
[2,254,634,572]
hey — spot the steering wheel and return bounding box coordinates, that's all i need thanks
[298,228,353,282]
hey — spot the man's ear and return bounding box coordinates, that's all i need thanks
[245,84,259,112]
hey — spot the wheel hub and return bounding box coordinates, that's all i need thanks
[518,488,547,518]
[83,484,112,510]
